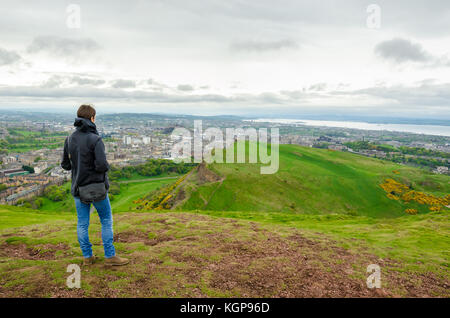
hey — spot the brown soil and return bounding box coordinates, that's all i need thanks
[0,242,70,260]
[170,229,383,297]
[175,187,186,201]
[114,230,148,243]
[114,230,174,246]
[155,215,449,298]
[196,162,221,184]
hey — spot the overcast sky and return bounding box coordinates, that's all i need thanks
[1,0,450,119]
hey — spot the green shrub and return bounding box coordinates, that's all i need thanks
[44,185,67,202]
[109,182,121,195]
[22,165,35,174]
[33,197,43,209]
[109,159,196,180]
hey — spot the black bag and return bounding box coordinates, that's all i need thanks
[78,182,107,204]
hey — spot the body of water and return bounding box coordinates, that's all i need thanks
[245,119,450,137]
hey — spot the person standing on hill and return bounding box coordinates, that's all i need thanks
[61,104,129,266]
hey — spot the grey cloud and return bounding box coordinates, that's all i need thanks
[70,76,105,86]
[230,39,298,52]
[41,75,63,88]
[279,90,305,99]
[279,89,323,100]
[0,47,22,66]
[146,78,169,90]
[281,81,450,109]
[27,36,101,57]
[40,74,105,88]
[374,38,450,68]
[0,86,237,104]
[432,56,450,68]
[375,38,430,63]
[177,84,194,91]
[111,79,136,89]
[308,83,327,91]
[332,82,450,107]
[1,81,450,118]
[254,92,285,104]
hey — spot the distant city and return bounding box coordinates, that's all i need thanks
[0,110,449,205]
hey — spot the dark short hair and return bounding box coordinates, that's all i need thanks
[77,104,96,120]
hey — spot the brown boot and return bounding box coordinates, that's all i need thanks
[83,255,97,266]
[105,255,129,266]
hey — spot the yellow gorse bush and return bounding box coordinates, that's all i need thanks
[380,178,449,213]
[404,208,418,215]
[379,178,409,194]
[133,173,188,210]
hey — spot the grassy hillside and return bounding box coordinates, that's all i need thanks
[0,208,448,297]
[37,177,177,213]
[1,144,448,298]
[0,205,72,230]
[185,209,449,276]
[178,144,449,217]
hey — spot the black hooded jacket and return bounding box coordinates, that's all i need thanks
[61,117,110,197]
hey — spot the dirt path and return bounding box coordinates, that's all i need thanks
[203,179,224,207]
[177,162,225,208]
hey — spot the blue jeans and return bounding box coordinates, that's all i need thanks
[74,195,116,258]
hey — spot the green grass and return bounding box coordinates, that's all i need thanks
[7,129,40,137]
[179,144,449,217]
[180,209,449,275]
[4,129,66,153]
[0,205,72,230]
[117,171,179,182]
[36,178,175,212]
[0,207,448,297]
[5,143,63,153]
[112,179,174,212]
